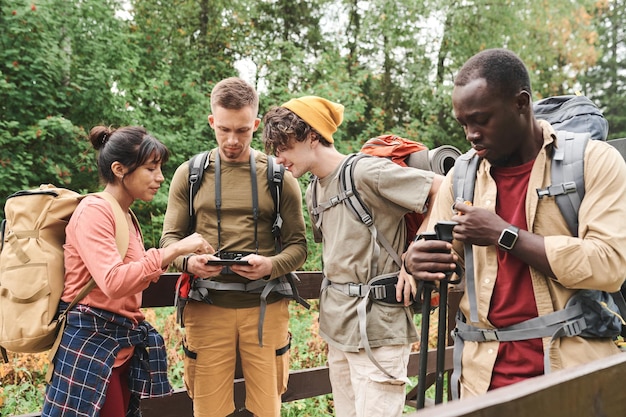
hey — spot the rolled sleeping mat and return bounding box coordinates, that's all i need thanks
[406,145,462,176]
[429,145,462,175]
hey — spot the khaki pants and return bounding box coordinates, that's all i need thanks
[328,344,410,417]
[183,299,291,417]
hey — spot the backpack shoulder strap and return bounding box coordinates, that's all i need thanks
[94,191,130,258]
[452,149,480,204]
[265,157,310,310]
[339,153,402,273]
[267,155,285,251]
[452,149,480,323]
[339,153,374,227]
[187,150,211,233]
[547,130,588,237]
[310,154,363,225]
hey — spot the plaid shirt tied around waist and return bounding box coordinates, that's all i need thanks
[42,303,173,417]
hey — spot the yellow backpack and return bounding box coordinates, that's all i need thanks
[0,184,129,360]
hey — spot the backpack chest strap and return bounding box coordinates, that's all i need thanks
[310,189,354,218]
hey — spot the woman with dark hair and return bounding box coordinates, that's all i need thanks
[42,125,212,417]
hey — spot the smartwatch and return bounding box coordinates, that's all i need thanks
[498,225,520,251]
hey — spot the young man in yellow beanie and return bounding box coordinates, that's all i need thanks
[262,96,442,417]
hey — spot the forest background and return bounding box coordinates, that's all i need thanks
[2,0,626,258]
[1,0,626,415]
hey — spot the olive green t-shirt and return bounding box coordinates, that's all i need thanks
[161,149,307,308]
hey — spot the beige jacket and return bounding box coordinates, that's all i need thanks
[431,120,626,397]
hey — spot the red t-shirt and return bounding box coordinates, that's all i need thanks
[488,160,544,389]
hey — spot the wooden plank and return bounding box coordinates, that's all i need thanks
[406,352,626,417]
[139,389,193,417]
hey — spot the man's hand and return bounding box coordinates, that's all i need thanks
[397,260,417,306]
[230,254,273,280]
[404,240,457,282]
[451,202,508,247]
[186,254,223,278]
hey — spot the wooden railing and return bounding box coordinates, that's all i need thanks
[405,352,626,417]
[140,272,461,417]
[15,271,460,417]
[17,270,626,416]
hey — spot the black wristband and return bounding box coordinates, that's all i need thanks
[182,254,195,274]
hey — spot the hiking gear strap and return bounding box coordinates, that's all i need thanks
[323,276,412,379]
[536,131,587,236]
[267,156,284,253]
[188,151,211,235]
[451,150,480,323]
[311,154,403,280]
[450,302,587,399]
[340,154,403,270]
[214,151,259,255]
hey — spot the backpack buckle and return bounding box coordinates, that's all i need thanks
[370,284,388,300]
[562,318,586,337]
[347,283,366,297]
[480,329,499,341]
[329,195,342,207]
[536,181,577,199]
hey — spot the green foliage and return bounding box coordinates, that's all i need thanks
[0,382,45,417]
[0,117,93,206]
[580,0,626,139]
[1,0,67,125]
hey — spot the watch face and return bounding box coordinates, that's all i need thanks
[499,228,518,250]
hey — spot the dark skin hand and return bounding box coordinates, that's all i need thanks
[405,202,555,282]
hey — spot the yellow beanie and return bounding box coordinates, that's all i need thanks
[281,96,344,143]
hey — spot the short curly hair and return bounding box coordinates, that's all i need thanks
[261,106,329,155]
[454,48,532,99]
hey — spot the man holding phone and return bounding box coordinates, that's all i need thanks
[160,77,307,417]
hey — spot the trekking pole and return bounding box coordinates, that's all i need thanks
[416,232,437,409]
[416,281,436,409]
[433,221,457,404]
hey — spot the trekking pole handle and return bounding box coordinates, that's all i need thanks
[434,221,457,244]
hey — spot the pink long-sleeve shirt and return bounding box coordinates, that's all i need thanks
[62,195,166,323]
